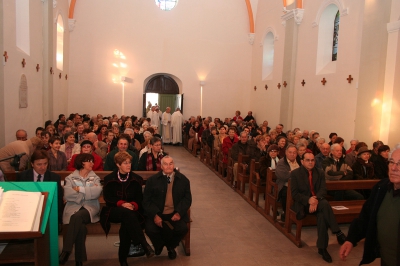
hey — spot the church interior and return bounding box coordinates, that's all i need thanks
[0,0,398,265]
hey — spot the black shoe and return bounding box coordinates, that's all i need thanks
[155,245,164,256]
[336,231,346,245]
[75,261,83,266]
[167,247,177,260]
[145,243,155,258]
[318,248,332,263]
[59,251,71,265]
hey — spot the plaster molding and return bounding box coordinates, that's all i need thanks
[312,0,348,28]
[281,9,305,26]
[387,20,400,33]
[68,19,76,32]
[53,0,57,8]
[248,33,255,45]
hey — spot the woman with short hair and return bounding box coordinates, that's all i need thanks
[374,145,390,179]
[101,151,154,266]
[60,132,81,163]
[59,153,102,266]
[47,136,67,170]
[138,137,167,171]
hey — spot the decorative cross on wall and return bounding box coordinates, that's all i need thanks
[65,74,68,80]
[21,58,26,68]
[59,73,62,79]
[265,84,268,90]
[3,51,8,62]
[283,81,287,88]
[36,64,40,72]
[277,83,281,89]
[321,78,327,85]
[50,67,53,74]
[254,86,257,91]
[347,75,353,83]
[301,79,306,86]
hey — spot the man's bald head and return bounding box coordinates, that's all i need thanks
[16,129,27,141]
[86,132,97,143]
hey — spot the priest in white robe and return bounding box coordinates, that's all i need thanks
[161,107,172,144]
[154,106,162,129]
[171,108,184,145]
[147,106,156,126]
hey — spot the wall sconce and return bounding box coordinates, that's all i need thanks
[199,81,205,86]
[120,76,133,83]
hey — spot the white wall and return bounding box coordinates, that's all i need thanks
[68,0,252,120]
[2,1,44,143]
[249,0,382,147]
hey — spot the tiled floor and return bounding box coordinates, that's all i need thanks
[60,146,380,266]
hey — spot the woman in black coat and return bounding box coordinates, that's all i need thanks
[374,145,390,179]
[259,144,280,182]
[101,151,154,266]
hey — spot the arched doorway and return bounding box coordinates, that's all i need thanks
[142,74,183,117]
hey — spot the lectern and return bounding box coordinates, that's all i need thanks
[0,182,58,265]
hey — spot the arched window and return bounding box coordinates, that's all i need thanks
[56,14,64,70]
[16,0,30,55]
[332,11,340,61]
[262,32,275,80]
[316,4,339,74]
[155,0,178,11]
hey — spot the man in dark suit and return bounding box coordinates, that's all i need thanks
[16,150,64,223]
[290,151,346,263]
[143,156,192,260]
[74,123,85,143]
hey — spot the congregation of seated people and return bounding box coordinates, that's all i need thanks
[0,109,393,265]
[183,110,388,184]
[0,110,194,266]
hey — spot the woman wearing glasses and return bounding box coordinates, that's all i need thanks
[101,151,154,266]
[59,153,102,266]
[138,137,167,171]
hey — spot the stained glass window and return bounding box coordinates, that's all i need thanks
[332,11,340,61]
[155,0,178,11]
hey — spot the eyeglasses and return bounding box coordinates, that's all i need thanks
[388,161,400,168]
[304,159,315,162]
[84,160,94,163]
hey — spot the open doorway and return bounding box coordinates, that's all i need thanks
[142,74,183,117]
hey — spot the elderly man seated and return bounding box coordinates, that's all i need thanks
[322,143,364,200]
[143,156,192,260]
[230,131,254,189]
[275,144,301,221]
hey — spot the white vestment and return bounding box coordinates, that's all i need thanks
[147,110,159,128]
[162,112,172,143]
[171,111,184,144]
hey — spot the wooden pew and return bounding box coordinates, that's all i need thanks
[284,179,379,248]
[247,159,263,209]
[225,149,234,186]
[211,146,218,171]
[217,144,227,177]
[199,142,206,162]
[4,171,191,256]
[205,145,212,167]
[263,169,281,224]
[236,153,250,197]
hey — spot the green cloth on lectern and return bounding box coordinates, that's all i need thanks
[1,182,58,266]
